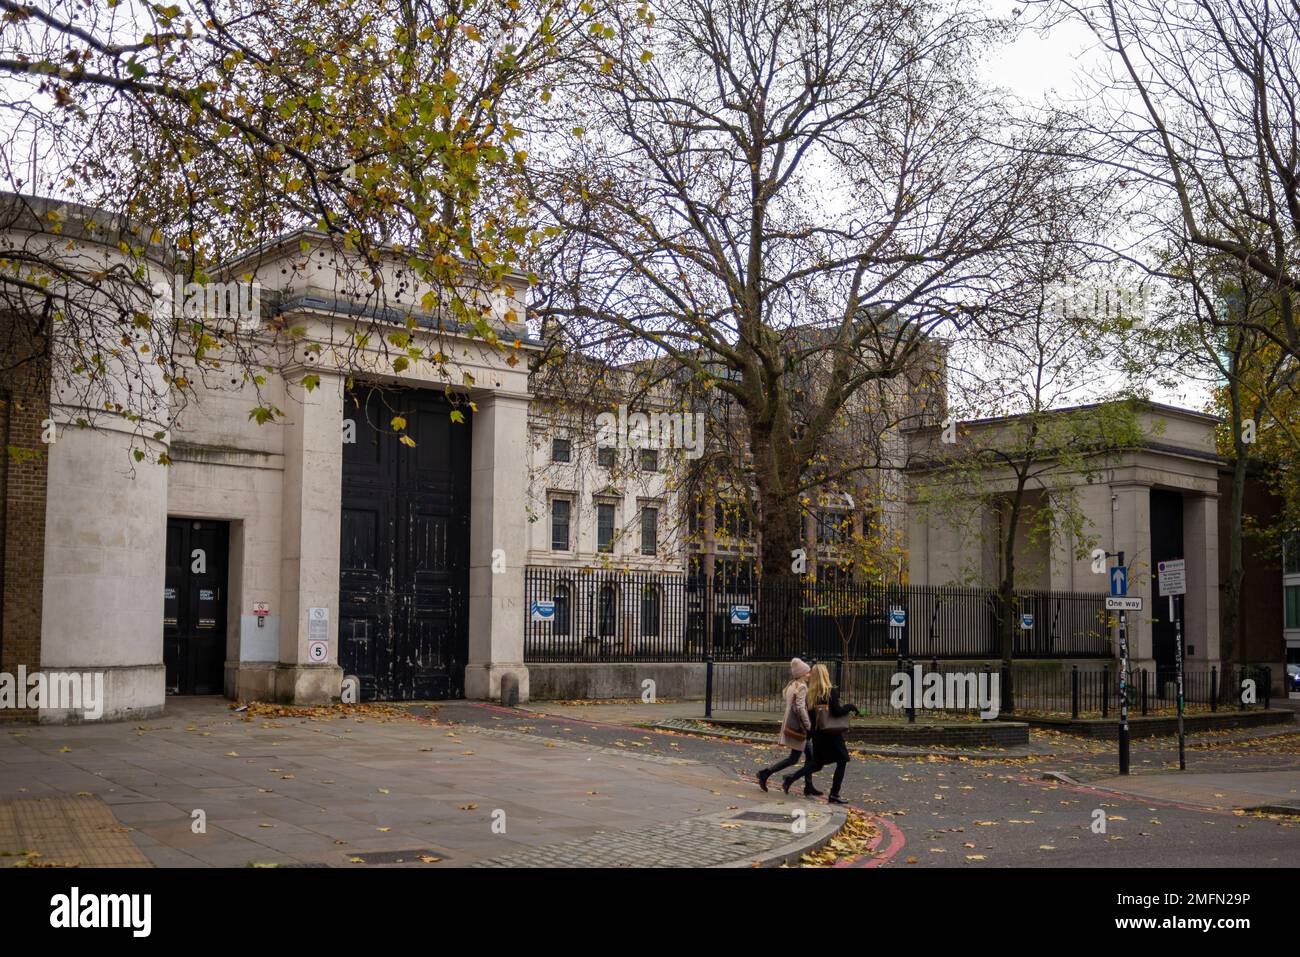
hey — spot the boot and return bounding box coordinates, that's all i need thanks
[757,769,770,792]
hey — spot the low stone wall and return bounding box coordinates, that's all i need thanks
[1020,708,1295,739]
[702,716,1030,748]
[527,662,709,700]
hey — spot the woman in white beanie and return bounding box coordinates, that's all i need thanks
[756,657,820,796]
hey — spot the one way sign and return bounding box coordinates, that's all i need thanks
[1110,566,1128,597]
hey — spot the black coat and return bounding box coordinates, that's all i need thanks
[809,686,857,733]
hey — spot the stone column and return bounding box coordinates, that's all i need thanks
[1182,492,1220,664]
[1048,489,1077,593]
[275,370,344,704]
[905,495,929,585]
[464,390,531,701]
[41,420,168,722]
[1110,483,1152,667]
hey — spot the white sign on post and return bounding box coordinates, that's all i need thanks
[1158,559,1186,596]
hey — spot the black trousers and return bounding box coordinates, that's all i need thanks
[791,733,850,795]
[762,744,811,776]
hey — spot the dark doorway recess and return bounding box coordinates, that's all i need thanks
[339,384,471,701]
[1149,489,1185,677]
[164,518,229,695]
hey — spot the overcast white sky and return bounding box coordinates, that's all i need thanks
[976,4,1214,415]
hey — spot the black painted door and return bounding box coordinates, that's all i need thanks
[163,519,229,695]
[339,385,471,700]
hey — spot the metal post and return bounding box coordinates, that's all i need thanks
[707,572,717,712]
[1141,667,1148,717]
[1210,666,1218,712]
[1117,612,1130,775]
[907,657,916,724]
[1071,665,1079,720]
[1174,595,1185,770]
[1264,666,1272,710]
[704,655,714,718]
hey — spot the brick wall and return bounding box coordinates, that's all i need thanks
[0,362,49,722]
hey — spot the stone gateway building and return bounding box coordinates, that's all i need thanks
[0,194,535,722]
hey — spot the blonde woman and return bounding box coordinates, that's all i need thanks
[786,663,859,804]
[756,658,820,796]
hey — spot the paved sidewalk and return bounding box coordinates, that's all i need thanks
[1084,769,1300,812]
[0,698,837,868]
[473,802,844,868]
[521,700,703,725]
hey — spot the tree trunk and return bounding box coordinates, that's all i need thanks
[750,416,805,657]
[998,477,1030,713]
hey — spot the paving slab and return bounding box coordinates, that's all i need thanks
[1085,769,1300,811]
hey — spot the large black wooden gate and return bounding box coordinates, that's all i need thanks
[339,386,471,700]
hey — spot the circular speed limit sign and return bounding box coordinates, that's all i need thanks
[308,639,329,663]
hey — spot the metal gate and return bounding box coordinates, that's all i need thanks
[338,385,470,700]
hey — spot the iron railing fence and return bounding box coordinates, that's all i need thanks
[704,660,1273,719]
[524,567,1113,663]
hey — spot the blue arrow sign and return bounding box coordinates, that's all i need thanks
[1110,566,1127,598]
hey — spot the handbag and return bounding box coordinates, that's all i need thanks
[815,704,851,734]
[782,713,808,744]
